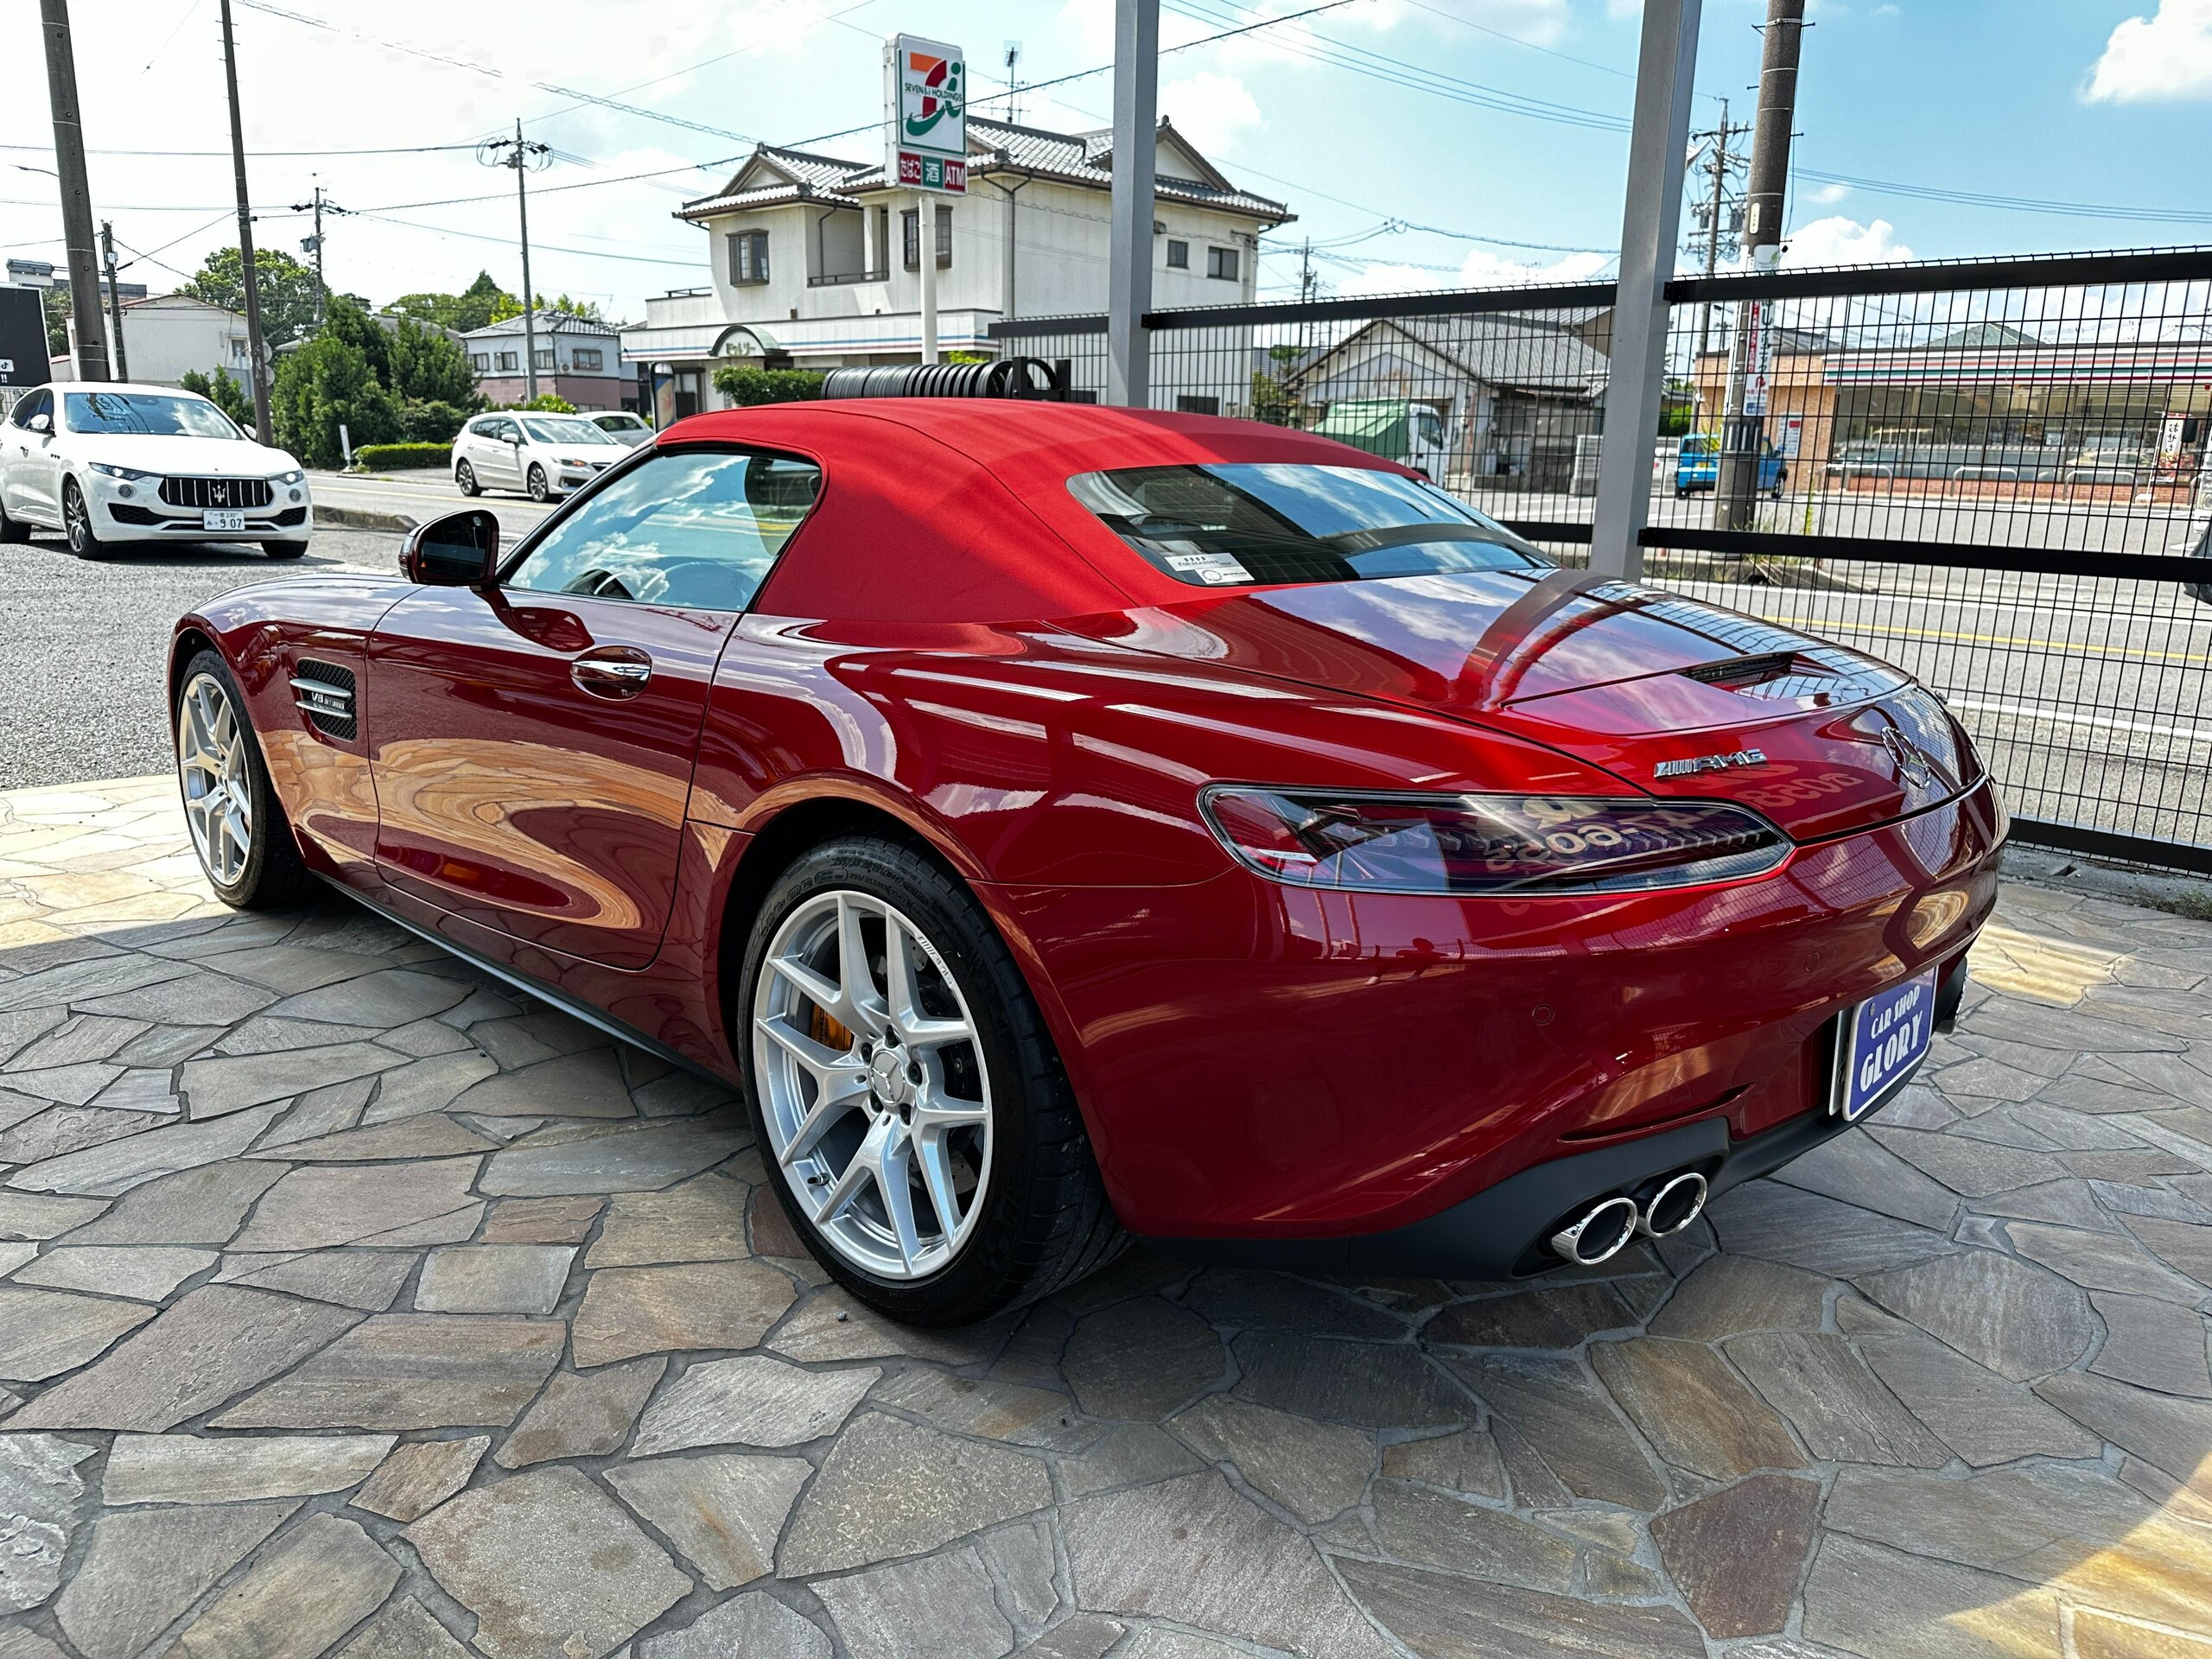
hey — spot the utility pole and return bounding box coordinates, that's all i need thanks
[1715,0,1805,531]
[100,221,127,380]
[1104,0,1159,408]
[219,0,272,442]
[1587,0,1702,581]
[290,181,340,328]
[1688,101,1748,378]
[482,124,551,403]
[39,0,109,382]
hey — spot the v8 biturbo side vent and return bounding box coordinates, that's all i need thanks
[291,659,357,741]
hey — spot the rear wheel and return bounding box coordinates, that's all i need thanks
[526,465,550,502]
[62,480,106,559]
[175,650,312,910]
[741,836,1122,1324]
[455,460,480,497]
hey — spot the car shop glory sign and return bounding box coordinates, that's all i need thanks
[887,33,967,194]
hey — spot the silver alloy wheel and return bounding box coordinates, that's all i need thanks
[753,888,994,1280]
[63,483,91,551]
[177,671,253,887]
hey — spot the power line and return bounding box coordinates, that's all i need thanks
[1796,166,2212,226]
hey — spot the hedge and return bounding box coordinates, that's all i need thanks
[353,442,452,472]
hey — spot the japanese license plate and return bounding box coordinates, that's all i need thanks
[1831,968,1938,1120]
[202,510,247,532]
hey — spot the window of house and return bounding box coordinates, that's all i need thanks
[496,351,518,372]
[574,347,604,371]
[1207,246,1240,283]
[902,205,953,270]
[534,348,555,371]
[1166,239,1189,270]
[469,353,491,372]
[728,229,770,286]
[1175,395,1220,416]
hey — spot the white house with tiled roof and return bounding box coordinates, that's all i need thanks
[620,115,1292,421]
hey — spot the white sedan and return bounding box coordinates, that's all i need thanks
[452,411,625,501]
[0,383,312,560]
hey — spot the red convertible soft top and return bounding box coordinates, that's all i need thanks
[657,400,1407,625]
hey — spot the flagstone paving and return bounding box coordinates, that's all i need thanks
[3,774,2212,1658]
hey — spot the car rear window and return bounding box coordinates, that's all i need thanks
[1067,463,1548,588]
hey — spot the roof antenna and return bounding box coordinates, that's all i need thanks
[1003,41,1022,125]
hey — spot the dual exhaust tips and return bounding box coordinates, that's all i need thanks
[1548,1171,1709,1268]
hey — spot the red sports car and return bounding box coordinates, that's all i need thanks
[169,391,2002,1323]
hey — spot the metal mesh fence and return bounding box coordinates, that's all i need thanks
[991,249,2212,873]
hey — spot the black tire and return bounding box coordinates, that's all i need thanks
[173,649,314,911]
[0,494,29,543]
[739,836,1124,1325]
[455,460,480,497]
[62,479,107,559]
[526,465,550,503]
[263,541,309,559]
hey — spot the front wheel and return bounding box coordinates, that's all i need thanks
[0,494,29,543]
[741,837,1123,1324]
[175,651,312,910]
[526,465,550,503]
[455,460,480,497]
[263,541,308,560]
[62,480,106,559]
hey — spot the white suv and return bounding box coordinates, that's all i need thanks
[0,383,312,559]
[453,412,625,501]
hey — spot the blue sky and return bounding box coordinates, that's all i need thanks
[0,0,2205,317]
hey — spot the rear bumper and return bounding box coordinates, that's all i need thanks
[1136,960,1952,1279]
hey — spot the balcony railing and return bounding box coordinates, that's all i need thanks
[807,268,890,289]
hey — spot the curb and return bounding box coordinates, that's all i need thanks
[314,505,417,533]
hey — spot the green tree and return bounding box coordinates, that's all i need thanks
[548,293,606,324]
[501,391,577,414]
[41,289,68,358]
[386,317,479,407]
[711,365,823,407]
[388,270,516,335]
[270,326,400,468]
[180,367,253,429]
[181,246,323,346]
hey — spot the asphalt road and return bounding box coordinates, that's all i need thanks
[308,468,559,531]
[0,507,537,791]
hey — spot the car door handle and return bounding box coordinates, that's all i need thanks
[570,645,652,699]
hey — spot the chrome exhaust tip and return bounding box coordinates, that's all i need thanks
[1637,1171,1710,1239]
[1549,1195,1642,1267]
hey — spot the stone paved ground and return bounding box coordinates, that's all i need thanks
[3,776,2211,1659]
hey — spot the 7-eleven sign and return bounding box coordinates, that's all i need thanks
[887,34,967,194]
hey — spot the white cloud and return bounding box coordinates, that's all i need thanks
[1807,181,1853,205]
[1160,72,1263,154]
[1336,245,1613,299]
[1782,215,1915,267]
[2086,0,2212,101]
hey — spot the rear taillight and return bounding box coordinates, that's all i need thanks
[1200,787,1789,895]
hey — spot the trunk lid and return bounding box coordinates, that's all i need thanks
[1056,568,1980,839]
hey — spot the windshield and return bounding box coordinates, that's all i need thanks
[520,416,618,446]
[1067,462,1548,588]
[65,391,241,440]
[596,414,647,430]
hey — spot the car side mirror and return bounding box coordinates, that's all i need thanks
[27,413,50,435]
[401,510,499,587]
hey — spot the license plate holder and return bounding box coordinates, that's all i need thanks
[202,509,247,532]
[1830,968,1939,1121]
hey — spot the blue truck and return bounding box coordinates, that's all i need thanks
[1675,433,1786,498]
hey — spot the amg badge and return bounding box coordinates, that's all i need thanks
[1654,747,1768,779]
